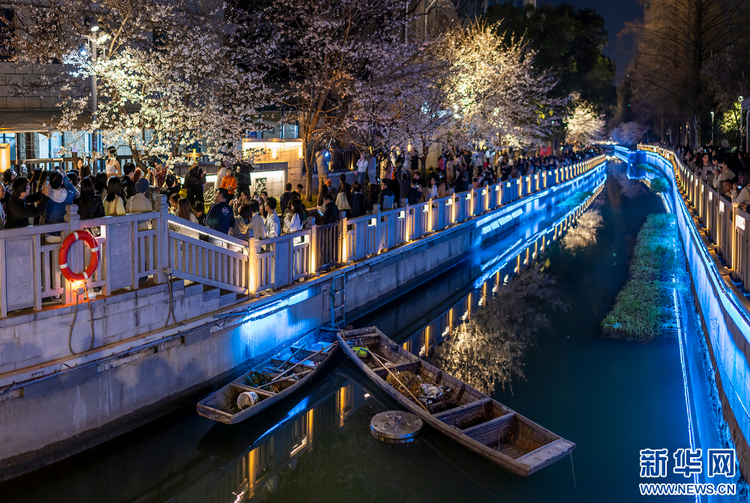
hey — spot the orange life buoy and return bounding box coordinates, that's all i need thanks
[59,231,100,282]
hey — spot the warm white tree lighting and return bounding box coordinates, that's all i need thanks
[11,0,267,167]
[565,98,606,145]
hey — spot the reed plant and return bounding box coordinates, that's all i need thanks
[602,214,687,340]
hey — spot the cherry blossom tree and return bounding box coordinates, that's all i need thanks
[347,21,566,170]
[443,23,566,148]
[564,97,606,145]
[10,0,267,167]
[246,0,435,199]
[611,121,649,145]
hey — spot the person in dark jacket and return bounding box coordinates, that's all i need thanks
[77,176,105,219]
[160,173,181,201]
[235,162,252,196]
[365,182,378,213]
[408,180,423,205]
[350,182,366,217]
[454,168,466,193]
[378,180,395,209]
[205,188,235,234]
[121,162,137,200]
[320,193,340,224]
[184,164,205,208]
[388,172,401,207]
[6,177,49,228]
[339,173,351,196]
[398,170,410,203]
[280,183,295,213]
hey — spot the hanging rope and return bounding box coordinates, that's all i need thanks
[68,281,95,356]
[569,450,577,489]
[164,270,177,327]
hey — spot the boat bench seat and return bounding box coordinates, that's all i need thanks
[462,412,516,445]
[433,397,491,426]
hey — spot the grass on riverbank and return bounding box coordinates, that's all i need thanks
[650,177,669,194]
[601,213,687,340]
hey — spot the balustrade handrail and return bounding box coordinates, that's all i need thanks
[165,214,250,247]
[0,154,605,318]
[637,144,750,300]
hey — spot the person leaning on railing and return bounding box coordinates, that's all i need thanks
[283,198,307,233]
[104,177,127,217]
[5,177,50,229]
[42,171,77,242]
[245,200,266,240]
[321,193,340,224]
[77,176,105,219]
[206,188,235,234]
[349,183,365,218]
[732,181,750,211]
[264,197,280,239]
[229,203,253,240]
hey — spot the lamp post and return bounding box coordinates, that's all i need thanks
[711,111,714,145]
[85,19,100,169]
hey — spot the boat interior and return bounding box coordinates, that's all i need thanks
[343,329,558,460]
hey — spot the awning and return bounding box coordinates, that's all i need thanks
[0,110,92,134]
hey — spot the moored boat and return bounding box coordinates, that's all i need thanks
[197,328,339,424]
[337,326,575,476]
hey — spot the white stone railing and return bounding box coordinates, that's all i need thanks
[639,144,750,287]
[0,155,605,318]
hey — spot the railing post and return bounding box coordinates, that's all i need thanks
[64,205,82,304]
[309,223,318,274]
[404,203,412,241]
[155,195,169,284]
[130,219,139,291]
[340,216,349,262]
[375,205,382,253]
[0,231,6,318]
[248,235,257,294]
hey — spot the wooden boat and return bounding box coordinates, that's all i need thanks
[197,328,340,424]
[337,327,575,476]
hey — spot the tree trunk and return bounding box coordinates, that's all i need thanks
[305,142,313,202]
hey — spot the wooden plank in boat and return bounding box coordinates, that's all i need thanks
[434,397,491,426]
[341,327,378,337]
[462,412,516,445]
[270,357,316,369]
[516,438,575,474]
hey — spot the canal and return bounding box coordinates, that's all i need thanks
[0,160,726,502]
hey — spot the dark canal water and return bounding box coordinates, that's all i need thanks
[1,160,717,502]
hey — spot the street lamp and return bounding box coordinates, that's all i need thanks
[711,111,714,145]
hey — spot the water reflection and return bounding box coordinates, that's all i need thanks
[612,173,648,199]
[400,182,604,394]
[429,264,566,395]
[562,207,603,253]
[194,371,370,502]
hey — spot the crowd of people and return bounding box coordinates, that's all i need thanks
[0,144,601,241]
[313,145,601,222]
[675,146,750,211]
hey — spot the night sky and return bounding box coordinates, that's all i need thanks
[543,0,642,81]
